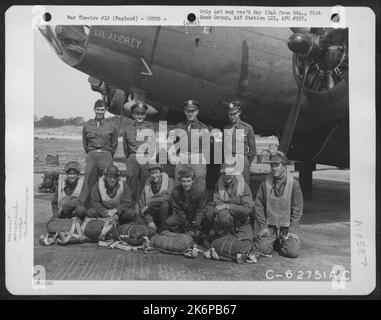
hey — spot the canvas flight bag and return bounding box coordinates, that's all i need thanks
[81,217,118,242]
[150,231,193,255]
[211,236,254,261]
[117,223,156,246]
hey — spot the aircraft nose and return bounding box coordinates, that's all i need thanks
[54,26,88,53]
[287,33,313,56]
[38,25,89,66]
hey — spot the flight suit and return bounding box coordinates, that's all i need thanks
[51,176,86,219]
[139,172,174,230]
[165,184,207,233]
[87,176,137,225]
[254,173,303,258]
[80,118,118,205]
[173,118,210,193]
[200,174,254,240]
[123,120,155,205]
[224,120,256,186]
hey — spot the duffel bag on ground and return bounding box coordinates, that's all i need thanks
[81,217,118,242]
[150,231,193,255]
[210,236,256,263]
[118,223,156,246]
[46,218,75,234]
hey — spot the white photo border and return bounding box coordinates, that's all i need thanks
[5,5,376,295]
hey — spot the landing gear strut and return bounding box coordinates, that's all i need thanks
[295,162,316,193]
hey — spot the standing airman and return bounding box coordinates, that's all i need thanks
[80,99,118,205]
[224,100,256,186]
[123,102,155,207]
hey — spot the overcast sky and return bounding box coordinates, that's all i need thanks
[34,30,101,120]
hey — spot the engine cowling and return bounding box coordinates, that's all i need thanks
[288,28,348,116]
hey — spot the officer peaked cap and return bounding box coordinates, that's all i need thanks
[182,100,200,110]
[131,102,148,113]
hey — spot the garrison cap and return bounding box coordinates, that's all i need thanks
[148,163,163,172]
[263,150,288,164]
[94,99,105,109]
[182,100,200,111]
[65,161,81,174]
[104,164,120,177]
[226,100,242,113]
[131,101,148,113]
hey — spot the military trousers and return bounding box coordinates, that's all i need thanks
[57,198,86,219]
[125,154,149,205]
[80,150,113,205]
[254,226,300,258]
[200,205,254,240]
[142,201,170,230]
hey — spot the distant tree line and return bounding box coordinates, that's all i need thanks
[34,115,85,128]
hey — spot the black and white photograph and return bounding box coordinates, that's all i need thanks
[4,5,376,295]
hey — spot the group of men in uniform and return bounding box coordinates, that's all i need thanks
[51,98,303,259]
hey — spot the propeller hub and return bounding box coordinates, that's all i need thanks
[289,28,348,93]
[288,33,322,58]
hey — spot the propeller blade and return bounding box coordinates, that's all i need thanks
[325,28,348,45]
[290,27,311,34]
[236,40,249,96]
[333,67,344,81]
[279,61,311,153]
[321,72,335,90]
[305,66,319,88]
[310,70,324,92]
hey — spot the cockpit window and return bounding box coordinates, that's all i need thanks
[55,25,88,54]
[83,25,90,36]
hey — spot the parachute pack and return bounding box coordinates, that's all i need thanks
[150,231,194,255]
[204,236,257,264]
[118,223,157,246]
[38,172,59,193]
[40,217,118,245]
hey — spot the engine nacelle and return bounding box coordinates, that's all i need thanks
[88,77,159,117]
[289,28,348,117]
